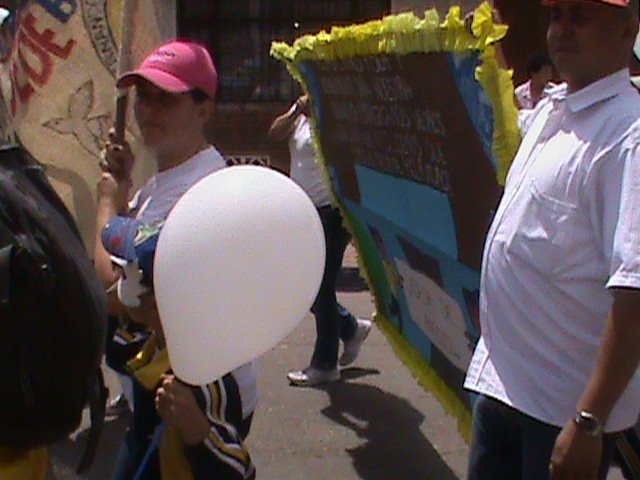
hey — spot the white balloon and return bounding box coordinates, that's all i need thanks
[154,165,326,385]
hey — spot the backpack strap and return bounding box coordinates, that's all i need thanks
[0,218,14,307]
[0,244,10,306]
[76,368,107,474]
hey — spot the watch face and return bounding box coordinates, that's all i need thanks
[575,412,601,436]
[580,417,596,430]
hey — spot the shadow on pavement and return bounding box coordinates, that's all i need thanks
[337,266,368,293]
[340,367,381,382]
[49,414,129,480]
[321,380,460,480]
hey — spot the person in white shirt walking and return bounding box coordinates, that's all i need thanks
[464,1,640,479]
[269,94,372,387]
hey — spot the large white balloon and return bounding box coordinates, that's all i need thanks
[154,165,326,385]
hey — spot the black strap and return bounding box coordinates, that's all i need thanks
[76,368,107,473]
[0,244,10,306]
[0,213,14,308]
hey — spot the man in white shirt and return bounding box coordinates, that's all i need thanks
[464,1,640,479]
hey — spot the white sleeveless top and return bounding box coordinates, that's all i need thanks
[288,113,331,208]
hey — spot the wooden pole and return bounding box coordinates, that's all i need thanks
[114,0,137,144]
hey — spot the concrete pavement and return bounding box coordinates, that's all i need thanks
[245,288,468,480]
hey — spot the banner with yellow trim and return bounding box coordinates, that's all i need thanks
[272,2,520,437]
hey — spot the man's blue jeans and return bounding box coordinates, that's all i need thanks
[310,206,357,370]
[468,394,614,480]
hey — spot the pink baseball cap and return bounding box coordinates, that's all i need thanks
[117,41,218,100]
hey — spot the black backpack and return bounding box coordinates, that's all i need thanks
[0,145,107,471]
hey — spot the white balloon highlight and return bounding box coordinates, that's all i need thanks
[154,166,326,385]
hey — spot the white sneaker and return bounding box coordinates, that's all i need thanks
[106,394,130,416]
[287,366,340,386]
[339,318,372,367]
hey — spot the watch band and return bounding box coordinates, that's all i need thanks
[573,410,603,436]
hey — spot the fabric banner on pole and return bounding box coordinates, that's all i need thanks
[0,0,175,248]
[272,2,520,437]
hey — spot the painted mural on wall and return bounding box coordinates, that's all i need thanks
[0,0,173,248]
[272,2,520,433]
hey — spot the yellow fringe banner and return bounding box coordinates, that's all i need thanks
[272,2,521,441]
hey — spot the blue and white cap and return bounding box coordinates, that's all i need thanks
[101,216,161,306]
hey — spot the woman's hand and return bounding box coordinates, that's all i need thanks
[296,94,310,115]
[97,128,134,214]
[549,420,603,480]
[96,170,119,199]
[101,128,135,182]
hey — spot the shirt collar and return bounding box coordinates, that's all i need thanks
[548,69,631,113]
[154,145,219,183]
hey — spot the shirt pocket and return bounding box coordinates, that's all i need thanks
[505,179,578,276]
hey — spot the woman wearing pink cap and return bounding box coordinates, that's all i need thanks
[95,41,257,480]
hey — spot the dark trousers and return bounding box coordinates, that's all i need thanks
[111,382,161,480]
[468,394,614,480]
[310,206,357,370]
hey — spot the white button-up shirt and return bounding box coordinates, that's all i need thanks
[464,69,640,432]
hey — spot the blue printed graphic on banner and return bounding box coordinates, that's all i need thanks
[36,0,77,23]
[446,52,495,171]
[355,165,458,259]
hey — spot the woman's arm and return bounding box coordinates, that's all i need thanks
[268,95,307,142]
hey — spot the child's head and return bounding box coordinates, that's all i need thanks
[102,216,163,331]
[102,216,159,287]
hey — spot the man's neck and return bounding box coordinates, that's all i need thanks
[565,67,625,94]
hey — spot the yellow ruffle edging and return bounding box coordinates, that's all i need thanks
[271,2,520,186]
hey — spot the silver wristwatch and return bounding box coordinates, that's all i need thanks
[573,410,603,436]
